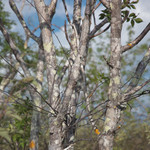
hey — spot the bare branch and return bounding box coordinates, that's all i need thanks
[62,0,71,24]
[64,21,74,51]
[19,0,26,14]
[92,1,102,14]
[89,24,110,39]
[122,23,150,53]
[125,90,150,101]
[0,62,19,91]
[0,19,31,77]
[9,0,40,43]
[125,79,150,98]
[93,13,96,26]
[126,46,150,92]
[89,18,109,38]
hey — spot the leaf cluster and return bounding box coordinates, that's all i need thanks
[99,0,143,27]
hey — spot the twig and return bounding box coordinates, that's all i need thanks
[62,0,71,24]
[64,21,74,50]
[92,1,102,14]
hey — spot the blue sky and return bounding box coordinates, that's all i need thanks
[1,0,150,116]
[2,0,150,48]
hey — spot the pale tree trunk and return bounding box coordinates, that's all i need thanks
[99,0,122,149]
[33,0,61,150]
[30,47,44,150]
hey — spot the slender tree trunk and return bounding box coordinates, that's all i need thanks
[30,47,44,150]
[99,0,122,149]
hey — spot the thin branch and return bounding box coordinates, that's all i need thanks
[89,18,109,37]
[51,23,64,32]
[93,13,96,26]
[19,0,26,14]
[125,79,150,98]
[0,62,19,91]
[92,1,102,14]
[0,89,54,115]
[0,54,57,116]
[62,0,71,24]
[62,0,81,49]
[0,20,31,77]
[9,0,40,43]
[89,24,110,39]
[64,21,74,50]
[122,23,150,53]
[125,90,150,101]
[126,46,150,92]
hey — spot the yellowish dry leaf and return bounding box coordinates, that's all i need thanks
[29,140,35,149]
[95,129,100,135]
[128,43,132,46]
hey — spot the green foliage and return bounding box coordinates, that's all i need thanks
[0,98,32,150]
[0,1,15,30]
[10,76,34,94]
[99,0,143,27]
[114,116,150,150]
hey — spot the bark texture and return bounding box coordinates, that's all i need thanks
[99,0,122,149]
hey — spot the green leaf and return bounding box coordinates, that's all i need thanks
[131,19,135,27]
[122,10,129,16]
[99,13,105,20]
[0,128,11,142]
[127,18,130,22]
[130,5,136,9]
[129,13,136,17]
[134,18,143,23]
[5,110,22,120]
[131,0,139,4]
[127,5,131,9]
[102,9,108,13]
